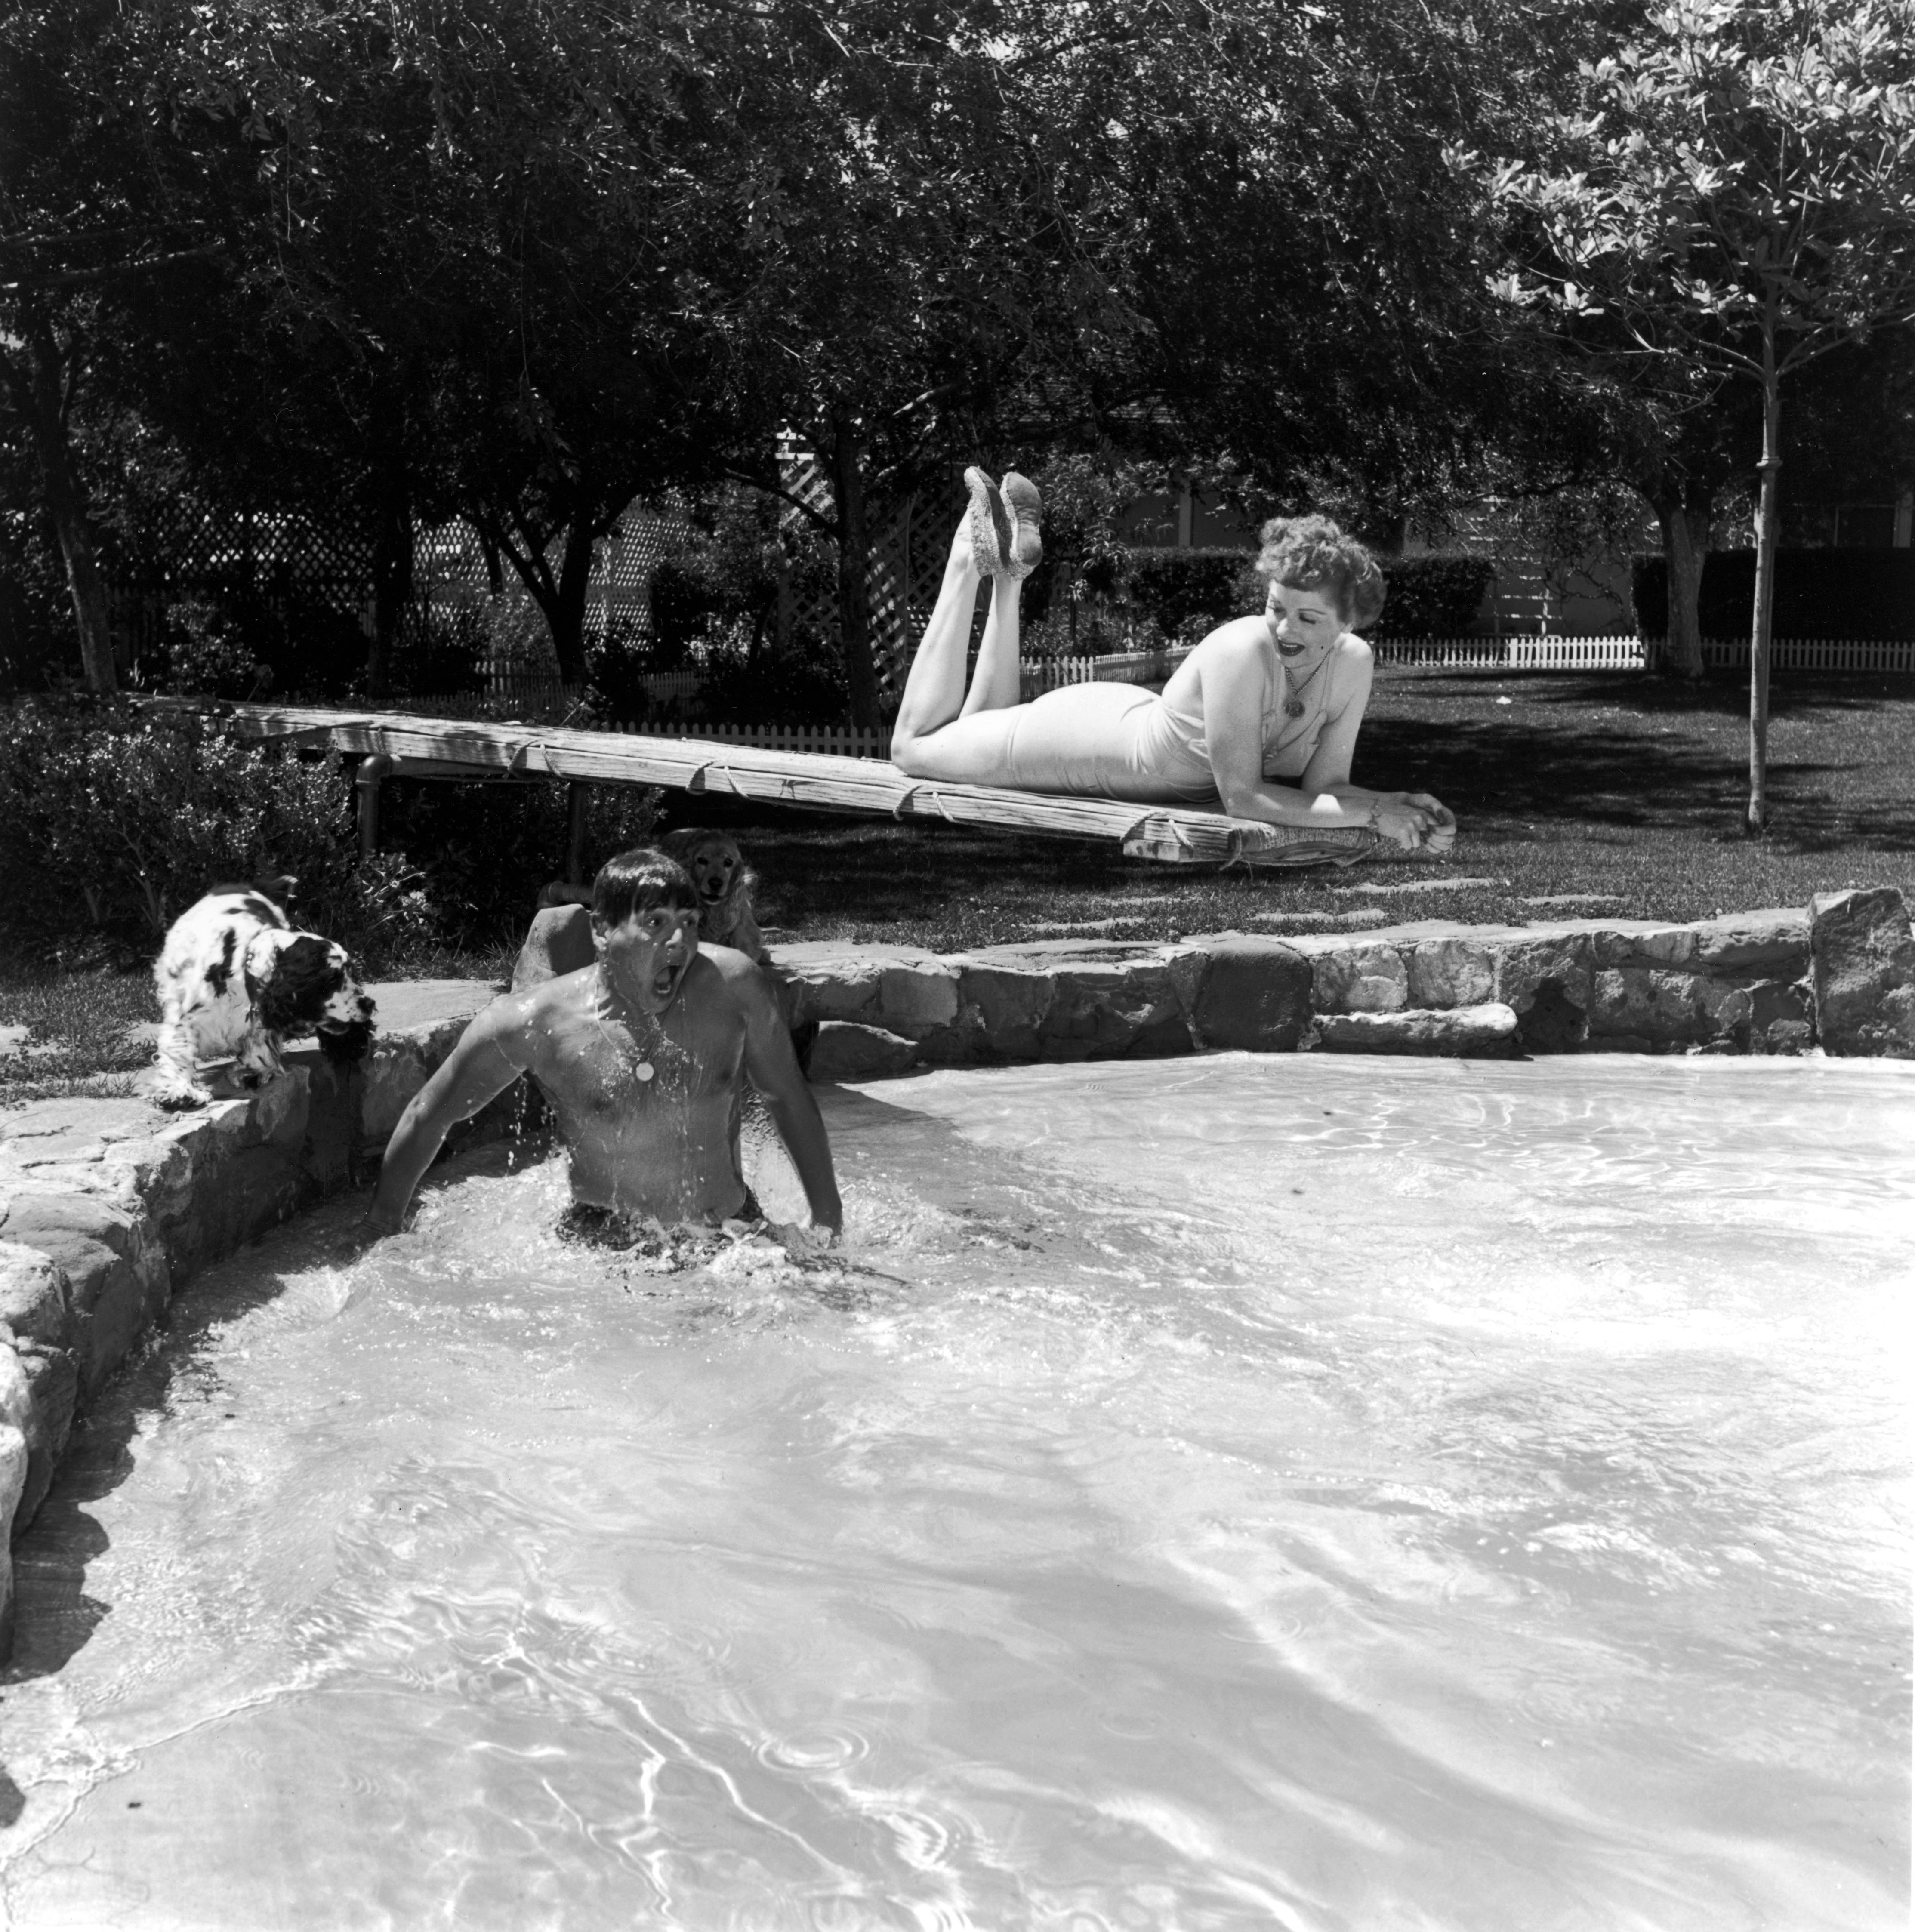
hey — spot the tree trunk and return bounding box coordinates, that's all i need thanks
[476,495,595,684]
[829,418,882,727]
[1747,318,1782,837]
[549,504,596,686]
[1652,493,1709,681]
[6,303,117,693]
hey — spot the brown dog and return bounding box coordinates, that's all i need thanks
[657,828,765,961]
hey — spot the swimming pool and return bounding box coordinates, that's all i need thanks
[2,1054,1909,1929]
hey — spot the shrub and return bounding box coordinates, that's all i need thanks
[385,602,489,699]
[586,622,669,724]
[1631,548,1915,640]
[1367,556,1497,637]
[155,600,273,699]
[695,639,849,723]
[0,698,665,971]
[648,559,726,669]
[0,698,358,942]
[374,776,662,950]
[1126,549,1260,638]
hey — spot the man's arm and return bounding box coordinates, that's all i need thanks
[364,1000,531,1234]
[731,962,844,1234]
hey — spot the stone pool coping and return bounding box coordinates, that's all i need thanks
[3,884,1910,1655]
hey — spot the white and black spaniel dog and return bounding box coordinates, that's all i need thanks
[152,886,376,1110]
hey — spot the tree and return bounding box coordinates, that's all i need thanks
[699,0,1117,723]
[1493,0,1915,829]
[148,0,768,690]
[0,0,230,693]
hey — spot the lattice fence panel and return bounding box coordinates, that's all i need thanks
[777,444,969,703]
[410,507,694,695]
[114,502,376,662]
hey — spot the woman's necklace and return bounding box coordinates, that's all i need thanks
[1280,645,1331,719]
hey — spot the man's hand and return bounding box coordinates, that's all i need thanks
[779,1219,838,1258]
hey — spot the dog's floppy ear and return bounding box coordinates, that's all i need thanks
[248,932,345,1033]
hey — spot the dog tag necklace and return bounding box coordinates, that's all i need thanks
[592,971,659,1082]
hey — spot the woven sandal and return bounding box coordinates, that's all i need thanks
[963,466,1012,577]
[1001,471,1043,578]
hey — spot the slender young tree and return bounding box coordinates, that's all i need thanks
[1493,0,1915,829]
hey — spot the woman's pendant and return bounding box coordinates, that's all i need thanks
[1285,698,1307,719]
[634,1062,655,1082]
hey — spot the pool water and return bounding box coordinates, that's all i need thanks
[1,1054,1909,1931]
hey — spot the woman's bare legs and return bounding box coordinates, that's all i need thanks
[893,520,986,745]
[892,520,1027,778]
[959,572,1021,717]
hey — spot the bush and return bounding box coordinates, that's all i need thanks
[695,640,849,723]
[648,559,727,670]
[585,622,669,724]
[1126,549,1261,638]
[0,698,358,943]
[1054,547,1496,648]
[154,600,273,699]
[0,698,666,972]
[1367,555,1497,637]
[1631,547,1915,640]
[384,602,488,699]
[374,777,662,949]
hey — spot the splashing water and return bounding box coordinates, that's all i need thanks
[2,1054,1909,1930]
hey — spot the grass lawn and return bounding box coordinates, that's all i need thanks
[0,940,518,1109]
[685,666,1915,951]
[4,666,1910,1102]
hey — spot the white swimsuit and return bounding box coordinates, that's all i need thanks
[998,629,1341,804]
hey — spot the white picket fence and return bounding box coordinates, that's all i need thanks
[1373,635,1649,668]
[1696,635,1915,671]
[1372,634,1914,671]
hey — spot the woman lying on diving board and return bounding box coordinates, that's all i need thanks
[891,472,1456,856]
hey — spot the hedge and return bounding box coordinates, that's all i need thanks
[1125,549,1261,637]
[0,698,660,967]
[1112,547,1496,641]
[1632,547,1915,641]
[1367,555,1497,638]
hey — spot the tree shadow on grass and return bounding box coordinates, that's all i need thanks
[1358,699,1915,857]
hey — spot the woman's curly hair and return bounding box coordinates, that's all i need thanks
[1254,515,1387,629]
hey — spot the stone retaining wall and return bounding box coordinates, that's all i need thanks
[3,885,1910,1656]
[777,885,1912,1078]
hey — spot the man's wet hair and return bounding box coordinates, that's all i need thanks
[592,847,700,927]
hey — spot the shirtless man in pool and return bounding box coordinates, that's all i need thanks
[362,848,842,1239]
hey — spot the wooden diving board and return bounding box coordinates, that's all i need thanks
[196,702,1389,869]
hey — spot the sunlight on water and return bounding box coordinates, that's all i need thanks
[2,1055,1909,1930]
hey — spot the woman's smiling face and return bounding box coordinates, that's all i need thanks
[1265,580,1347,660]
